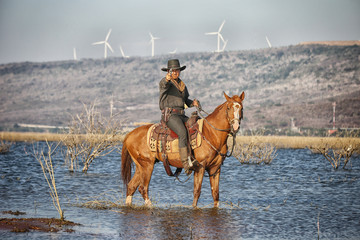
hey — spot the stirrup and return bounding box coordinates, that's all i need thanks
[189,158,201,171]
[187,157,193,167]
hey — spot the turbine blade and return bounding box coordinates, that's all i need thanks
[106,42,114,53]
[266,36,272,48]
[218,20,226,32]
[120,46,125,56]
[105,29,112,41]
[205,32,218,35]
[92,41,105,45]
[222,40,228,51]
[219,33,225,42]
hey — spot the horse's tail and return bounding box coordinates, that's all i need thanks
[121,138,132,187]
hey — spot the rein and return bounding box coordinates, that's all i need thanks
[197,107,231,133]
[196,106,238,178]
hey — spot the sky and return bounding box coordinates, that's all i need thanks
[0,0,359,64]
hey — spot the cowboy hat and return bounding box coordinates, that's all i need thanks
[161,59,186,72]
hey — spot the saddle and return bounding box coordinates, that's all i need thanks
[147,112,204,153]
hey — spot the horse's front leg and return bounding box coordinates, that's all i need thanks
[192,166,205,208]
[209,166,221,208]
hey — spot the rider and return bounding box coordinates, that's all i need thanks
[159,59,200,174]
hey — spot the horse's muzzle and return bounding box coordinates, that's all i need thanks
[231,119,240,134]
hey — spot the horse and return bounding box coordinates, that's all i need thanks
[121,91,245,208]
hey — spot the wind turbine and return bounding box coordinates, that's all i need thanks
[169,48,177,54]
[266,36,272,48]
[221,40,228,52]
[149,32,159,57]
[73,47,77,60]
[92,29,114,58]
[119,45,129,58]
[205,20,227,52]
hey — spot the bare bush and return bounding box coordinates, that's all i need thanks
[233,142,277,164]
[0,140,12,154]
[32,141,64,220]
[61,102,124,172]
[310,143,357,169]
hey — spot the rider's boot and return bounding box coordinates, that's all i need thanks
[179,147,192,175]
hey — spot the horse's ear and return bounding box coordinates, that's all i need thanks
[239,91,245,101]
[223,91,231,101]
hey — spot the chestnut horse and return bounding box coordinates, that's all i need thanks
[121,91,245,208]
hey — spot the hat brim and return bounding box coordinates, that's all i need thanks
[161,66,186,72]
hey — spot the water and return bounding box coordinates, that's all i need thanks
[1,142,360,239]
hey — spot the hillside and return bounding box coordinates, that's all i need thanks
[0,44,359,134]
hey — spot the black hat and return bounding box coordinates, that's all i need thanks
[161,59,186,72]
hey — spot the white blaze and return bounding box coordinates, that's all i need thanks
[232,103,241,132]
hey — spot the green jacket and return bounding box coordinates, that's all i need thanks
[159,77,194,110]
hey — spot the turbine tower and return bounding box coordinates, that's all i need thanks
[205,20,227,52]
[73,47,77,60]
[149,32,159,57]
[92,29,114,58]
[119,45,129,58]
[266,36,272,48]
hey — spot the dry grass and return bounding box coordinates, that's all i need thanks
[2,132,359,152]
[0,131,125,143]
[299,40,360,46]
[0,132,67,142]
[236,136,360,151]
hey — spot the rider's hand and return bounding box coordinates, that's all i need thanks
[166,72,171,82]
[193,99,199,107]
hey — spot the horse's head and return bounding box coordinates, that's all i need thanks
[223,91,245,134]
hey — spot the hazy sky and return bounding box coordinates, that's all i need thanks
[0,0,359,64]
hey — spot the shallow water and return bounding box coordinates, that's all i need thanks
[1,142,359,239]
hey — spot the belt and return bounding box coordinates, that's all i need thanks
[162,107,185,115]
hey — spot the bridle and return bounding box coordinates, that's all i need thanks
[197,101,243,136]
[196,101,243,177]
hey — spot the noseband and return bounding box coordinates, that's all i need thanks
[226,102,243,135]
[196,101,243,177]
[197,101,243,135]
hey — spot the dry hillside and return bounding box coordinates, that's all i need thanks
[0,44,359,134]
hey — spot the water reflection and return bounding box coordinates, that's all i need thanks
[118,207,241,240]
[1,143,360,239]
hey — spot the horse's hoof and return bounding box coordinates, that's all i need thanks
[125,196,133,206]
[145,199,153,208]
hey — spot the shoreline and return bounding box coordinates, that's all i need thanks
[1,131,359,149]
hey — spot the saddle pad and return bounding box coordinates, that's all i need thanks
[147,118,204,153]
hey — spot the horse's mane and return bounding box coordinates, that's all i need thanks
[206,95,243,119]
[206,101,227,119]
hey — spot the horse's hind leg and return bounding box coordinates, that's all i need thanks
[125,168,141,206]
[138,160,154,207]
